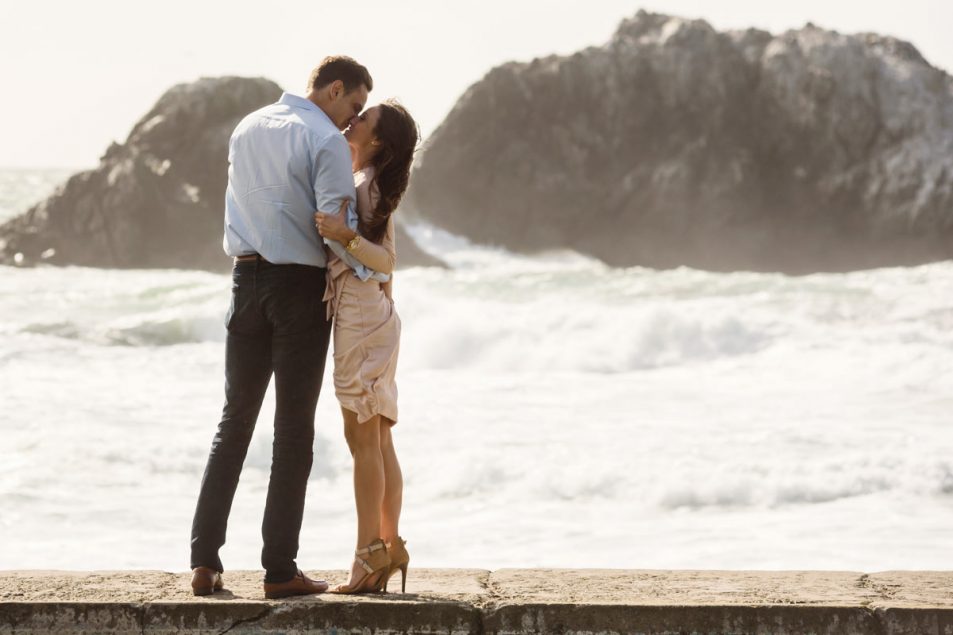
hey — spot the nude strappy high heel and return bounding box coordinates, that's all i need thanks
[327,538,391,594]
[383,536,409,593]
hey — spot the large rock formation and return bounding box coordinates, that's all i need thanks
[0,76,443,270]
[405,11,953,272]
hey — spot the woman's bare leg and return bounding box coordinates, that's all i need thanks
[379,418,403,543]
[339,407,384,587]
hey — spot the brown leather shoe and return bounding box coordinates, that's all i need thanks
[263,569,329,599]
[191,566,224,596]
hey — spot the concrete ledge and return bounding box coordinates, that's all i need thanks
[1,569,951,634]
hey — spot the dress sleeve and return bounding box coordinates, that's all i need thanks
[381,220,395,300]
[347,178,397,275]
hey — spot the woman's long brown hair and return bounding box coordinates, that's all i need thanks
[357,99,420,244]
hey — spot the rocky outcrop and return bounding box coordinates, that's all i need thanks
[405,11,953,273]
[0,76,443,270]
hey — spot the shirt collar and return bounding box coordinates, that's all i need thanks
[278,92,336,128]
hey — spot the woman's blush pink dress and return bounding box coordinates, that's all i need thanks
[322,166,400,426]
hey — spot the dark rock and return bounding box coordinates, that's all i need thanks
[405,10,953,273]
[0,76,444,271]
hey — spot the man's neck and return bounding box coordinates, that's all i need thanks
[307,93,336,127]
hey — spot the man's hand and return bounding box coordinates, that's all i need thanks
[315,199,358,243]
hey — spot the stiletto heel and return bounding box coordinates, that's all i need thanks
[398,562,408,593]
[328,538,391,594]
[383,536,410,593]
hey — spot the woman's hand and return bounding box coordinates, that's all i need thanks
[314,199,358,243]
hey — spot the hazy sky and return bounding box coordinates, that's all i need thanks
[1,0,950,168]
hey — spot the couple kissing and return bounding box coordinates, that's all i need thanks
[189,55,416,599]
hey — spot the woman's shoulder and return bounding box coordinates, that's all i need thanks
[356,166,380,202]
[353,165,380,216]
[353,165,376,188]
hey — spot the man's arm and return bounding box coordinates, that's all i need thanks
[313,135,378,278]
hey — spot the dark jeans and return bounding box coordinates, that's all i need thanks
[190,259,332,583]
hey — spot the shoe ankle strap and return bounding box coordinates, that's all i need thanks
[355,540,386,556]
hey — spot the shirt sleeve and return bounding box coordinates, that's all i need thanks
[313,133,355,214]
[313,134,378,279]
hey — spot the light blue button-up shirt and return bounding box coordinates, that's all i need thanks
[223,92,388,282]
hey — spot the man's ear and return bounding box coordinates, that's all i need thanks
[330,79,344,100]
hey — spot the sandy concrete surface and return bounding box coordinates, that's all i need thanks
[1,568,951,633]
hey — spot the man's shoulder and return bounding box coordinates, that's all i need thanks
[230,102,282,142]
[230,100,346,163]
[236,100,282,124]
[232,101,327,139]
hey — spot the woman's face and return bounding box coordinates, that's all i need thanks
[344,105,381,150]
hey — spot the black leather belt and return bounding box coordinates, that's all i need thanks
[234,253,270,263]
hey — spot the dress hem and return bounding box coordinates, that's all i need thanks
[339,403,398,426]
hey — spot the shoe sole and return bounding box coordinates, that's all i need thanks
[264,587,328,599]
[326,588,385,595]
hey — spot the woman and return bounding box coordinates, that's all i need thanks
[314,99,419,594]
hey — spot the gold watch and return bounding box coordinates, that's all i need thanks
[345,235,361,252]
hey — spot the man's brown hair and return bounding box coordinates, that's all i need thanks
[307,56,373,94]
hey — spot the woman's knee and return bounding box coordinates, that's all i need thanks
[379,421,393,449]
[344,412,381,452]
[343,428,357,456]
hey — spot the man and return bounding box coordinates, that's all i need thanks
[189,56,372,599]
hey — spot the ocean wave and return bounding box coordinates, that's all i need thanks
[16,311,225,347]
[412,450,953,516]
[654,458,953,510]
[399,294,776,372]
[3,267,229,347]
[101,312,225,346]
[2,251,953,374]
[424,453,953,510]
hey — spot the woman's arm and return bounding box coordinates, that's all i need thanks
[314,173,397,274]
[346,214,396,275]
[381,216,396,300]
